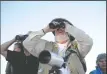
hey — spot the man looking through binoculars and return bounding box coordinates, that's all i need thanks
[0,35,39,74]
[23,18,93,74]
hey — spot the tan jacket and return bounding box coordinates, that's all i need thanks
[23,26,93,74]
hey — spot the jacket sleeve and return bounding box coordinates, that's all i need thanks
[65,25,93,58]
[23,30,53,57]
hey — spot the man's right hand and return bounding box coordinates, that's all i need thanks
[42,25,57,33]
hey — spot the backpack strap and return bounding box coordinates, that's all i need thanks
[73,42,87,72]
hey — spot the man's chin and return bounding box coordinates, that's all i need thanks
[103,66,106,68]
[101,66,106,69]
[57,33,64,35]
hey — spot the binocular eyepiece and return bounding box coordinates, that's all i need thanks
[49,21,65,29]
[15,35,28,41]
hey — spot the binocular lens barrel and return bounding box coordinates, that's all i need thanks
[39,50,64,68]
[49,22,65,29]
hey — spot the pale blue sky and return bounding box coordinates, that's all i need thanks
[1,1,106,74]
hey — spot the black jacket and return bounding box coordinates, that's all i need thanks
[5,62,13,74]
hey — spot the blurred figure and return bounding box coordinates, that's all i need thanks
[0,36,39,74]
[5,43,23,74]
[89,53,106,74]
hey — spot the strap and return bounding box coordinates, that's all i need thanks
[62,46,76,68]
[64,46,76,62]
[64,41,87,72]
[74,44,87,72]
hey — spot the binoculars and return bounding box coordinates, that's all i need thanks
[15,35,28,41]
[49,21,65,29]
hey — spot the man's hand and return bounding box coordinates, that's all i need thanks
[42,25,57,33]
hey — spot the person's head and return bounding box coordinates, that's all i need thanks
[49,18,75,44]
[96,53,106,70]
[14,43,23,52]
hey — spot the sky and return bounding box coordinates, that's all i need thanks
[1,1,106,74]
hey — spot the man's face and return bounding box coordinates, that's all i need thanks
[55,28,69,43]
[14,45,21,52]
[98,58,106,69]
[55,28,65,35]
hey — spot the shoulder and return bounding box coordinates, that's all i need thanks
[7,50,19,56]
[72,40,78,49]
[6,50,21,62]
[89,70,96,74]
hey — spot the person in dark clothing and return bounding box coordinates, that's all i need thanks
[5,43,22,74]
[1,37,39,74]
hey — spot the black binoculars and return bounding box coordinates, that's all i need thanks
[49,21,65,29]
[15,35,28,41]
